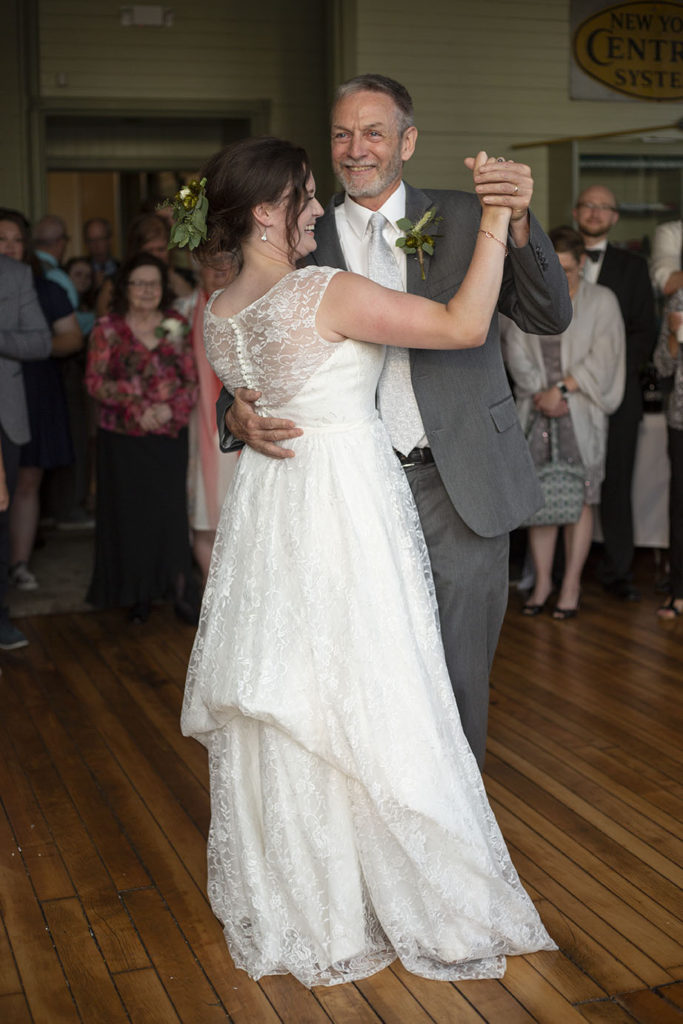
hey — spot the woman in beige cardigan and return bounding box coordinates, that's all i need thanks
[503,227,625,619]
[653,290,683,618]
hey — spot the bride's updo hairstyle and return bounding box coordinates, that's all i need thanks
[197,137,313,270]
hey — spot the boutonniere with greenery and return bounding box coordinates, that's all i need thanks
[395,208,442,280]
[159,177,208,251]
[155,317,190,342]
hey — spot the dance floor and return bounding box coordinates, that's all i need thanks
[1,566,681,1023]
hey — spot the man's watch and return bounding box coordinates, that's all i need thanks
[557,380,569,398]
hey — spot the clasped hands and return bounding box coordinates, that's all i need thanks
[533,387,568,418]
[140,403,172,432]
[465,151,532,247]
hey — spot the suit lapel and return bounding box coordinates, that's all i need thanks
[311,195,348,270]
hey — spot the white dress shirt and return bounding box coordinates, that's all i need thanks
[582,240,607,284]
[650,219,682,295]
[333,184,428,452]
[334,184,407,286]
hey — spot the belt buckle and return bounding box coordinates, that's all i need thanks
[396,447,419,468]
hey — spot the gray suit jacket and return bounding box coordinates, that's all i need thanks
[0,255,52,444]
[308,185,572,536]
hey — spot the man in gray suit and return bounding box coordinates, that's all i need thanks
[220,75,571,767]
[0,254,52,648]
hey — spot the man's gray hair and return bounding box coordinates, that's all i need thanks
[333,74,415,136]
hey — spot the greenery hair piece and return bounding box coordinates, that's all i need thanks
[159,177,208,251]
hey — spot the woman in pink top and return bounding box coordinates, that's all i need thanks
[174,257,238,583]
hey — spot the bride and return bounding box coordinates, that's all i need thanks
[180,136,555,988]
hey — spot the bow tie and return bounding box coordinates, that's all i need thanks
[585,249,602,263]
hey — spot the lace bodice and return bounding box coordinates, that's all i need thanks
[204,266,386,427]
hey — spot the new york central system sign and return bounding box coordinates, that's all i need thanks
[573,1,683,100]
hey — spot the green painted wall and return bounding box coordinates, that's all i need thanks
[3,0,682,231]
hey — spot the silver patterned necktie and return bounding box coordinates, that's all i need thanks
[367,211,403,291]
[367,212,427,456]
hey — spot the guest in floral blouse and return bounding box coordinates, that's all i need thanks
[85,253,199,623]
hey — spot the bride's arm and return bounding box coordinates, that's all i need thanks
[318,154,512,351]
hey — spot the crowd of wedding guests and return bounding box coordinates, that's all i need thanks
[0,199,238,648]
[0,190,681,650]
[500,199,681,622]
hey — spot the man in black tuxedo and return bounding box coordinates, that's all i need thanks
[573,185,657,600]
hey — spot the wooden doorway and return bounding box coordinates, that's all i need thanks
[41,106,262,258]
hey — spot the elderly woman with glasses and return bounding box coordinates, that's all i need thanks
[95,213,194,318]
[85,252,198,623]
[502,226,625,620]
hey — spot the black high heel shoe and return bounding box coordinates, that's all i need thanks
[522,600,548,617]
[657,597,683,620]
[552,584,582,621]
[552,605,579,621]
[522,591,553,617]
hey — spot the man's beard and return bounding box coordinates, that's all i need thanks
[335,149,403,199]
[579,223,609,239]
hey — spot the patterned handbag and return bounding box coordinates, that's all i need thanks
[523,417,586,528]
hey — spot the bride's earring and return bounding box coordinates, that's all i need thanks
[261,227,268,242]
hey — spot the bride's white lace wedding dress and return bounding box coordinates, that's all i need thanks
[181,266,555,988]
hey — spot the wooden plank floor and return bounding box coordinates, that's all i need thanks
[1,569,682,1023]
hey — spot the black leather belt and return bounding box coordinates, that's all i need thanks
[394,447,434,468]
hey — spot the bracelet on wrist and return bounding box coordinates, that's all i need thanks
[557,380,569,398]
[478,229,508,256]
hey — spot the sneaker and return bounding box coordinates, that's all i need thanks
[9,562,39,591]
[0,616,28,650]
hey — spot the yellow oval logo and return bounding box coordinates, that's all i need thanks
[573,1,683,100]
